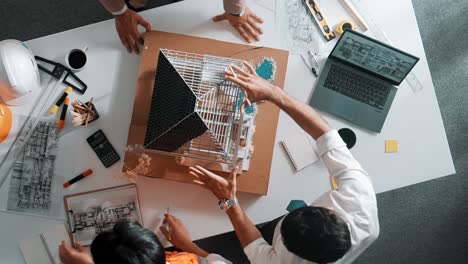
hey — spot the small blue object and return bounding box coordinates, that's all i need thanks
[236,58,277,114]
[286,200,308,212]
[255,58,276,81]
[236,92,255,114]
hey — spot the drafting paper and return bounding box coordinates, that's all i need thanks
[0,117,65,219]
[64,184,142,245]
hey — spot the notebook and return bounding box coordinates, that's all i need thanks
[281,131,319,171]
[19,224,71,264]
[64,184,142,245]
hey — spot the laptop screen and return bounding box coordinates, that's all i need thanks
[331,30,419,85]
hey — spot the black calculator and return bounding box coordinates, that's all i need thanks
[87,129,120,168]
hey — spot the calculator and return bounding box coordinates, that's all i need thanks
[87,129,120,168]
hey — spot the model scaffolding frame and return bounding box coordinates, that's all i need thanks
[143,49,255,169]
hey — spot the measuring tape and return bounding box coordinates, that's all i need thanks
[348,0,423,93]
[303,0,336,41]
[335,20,356,35]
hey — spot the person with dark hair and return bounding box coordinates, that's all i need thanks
[58,215,232,264]
[189,61,379,263]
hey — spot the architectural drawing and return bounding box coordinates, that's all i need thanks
[276,0,324,54]
[71,202,138,234]
[65,184,141,245]
[336,37,414,80]
[6,120,62,218]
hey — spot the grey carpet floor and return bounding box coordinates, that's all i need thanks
[1,0,467,263]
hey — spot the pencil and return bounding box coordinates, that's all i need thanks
[50,87,73,114]
[339,0,369,31]
[167,207,172,241]
[229,65,238,79]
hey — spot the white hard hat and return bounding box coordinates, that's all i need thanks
[0,40,41,106]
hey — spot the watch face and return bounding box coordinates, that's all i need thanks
[220,201,229,211]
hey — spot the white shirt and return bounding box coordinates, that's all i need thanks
[244,129,380,264]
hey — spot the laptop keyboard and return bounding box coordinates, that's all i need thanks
[324,64,391,110]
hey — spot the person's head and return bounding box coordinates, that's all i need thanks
[280,206,351,263]
[91,222,165,264]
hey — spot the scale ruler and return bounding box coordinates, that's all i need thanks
[349,0,424,93]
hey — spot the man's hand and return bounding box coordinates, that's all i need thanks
[225,61,283,104]
[213,7,263,43]
[189,166,238,200]
[115,9,152,54]
[160,214,209,257]
[59,241,93,264]
[160,214,193,249]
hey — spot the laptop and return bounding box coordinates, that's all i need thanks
[309,30,419,132]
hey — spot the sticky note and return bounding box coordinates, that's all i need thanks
[385,140,399,153]
[286,200,307,212]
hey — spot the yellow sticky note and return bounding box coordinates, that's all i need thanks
[385,140,399,153]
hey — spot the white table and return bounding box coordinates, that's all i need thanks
[0,0,455,263]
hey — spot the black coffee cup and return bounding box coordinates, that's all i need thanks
[66,46,87,71]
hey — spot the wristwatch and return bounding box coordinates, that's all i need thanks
[218,197,238,211]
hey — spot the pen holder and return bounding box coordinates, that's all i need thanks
[72,101,99,126]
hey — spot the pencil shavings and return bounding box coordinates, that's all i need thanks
[117,153,152,183]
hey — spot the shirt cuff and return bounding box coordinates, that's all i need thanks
[112,4,128,15]
[223,0,246,15]
[243,237,268,257]
[316,129,347,157]
[206,253,232,263]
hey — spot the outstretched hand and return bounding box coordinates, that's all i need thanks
[189,166,238,200]
[225,61,282,106]
[115,9,152,54]
[59,241,93,264]
[213,8,263,43]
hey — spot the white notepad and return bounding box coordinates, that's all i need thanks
[281,131,319,171]
[19,224,71,264]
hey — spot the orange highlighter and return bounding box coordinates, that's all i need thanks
[57,97,70,130]
[63,169,93,188]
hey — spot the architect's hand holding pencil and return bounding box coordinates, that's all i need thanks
[160,214,210,257]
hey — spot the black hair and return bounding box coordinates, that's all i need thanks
[91,222,165,264]
[280,206,351,263]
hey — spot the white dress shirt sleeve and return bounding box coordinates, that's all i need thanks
[205,253,233,263]
[99,0,127,14]
[243,237,281,264]
[313,129,380,263]
[223,0,246,15]
[245,129,379,264]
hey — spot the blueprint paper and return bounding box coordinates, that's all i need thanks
[0,117,65,219]
[275,0,325,54]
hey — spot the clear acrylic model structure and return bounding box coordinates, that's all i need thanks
[131,49,256,174]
